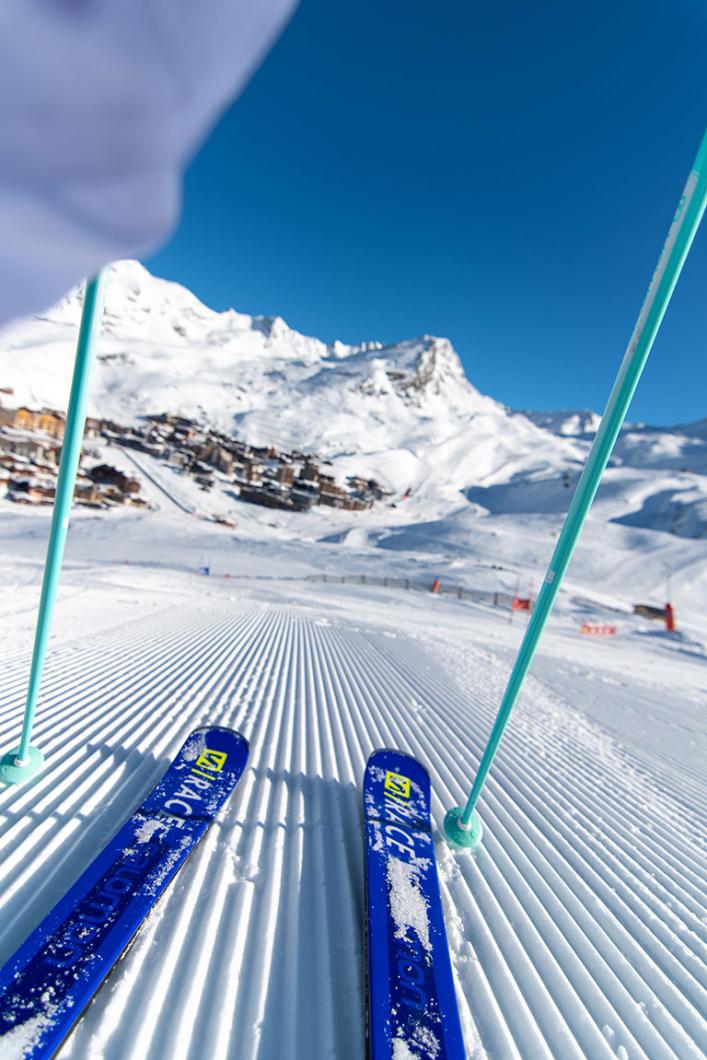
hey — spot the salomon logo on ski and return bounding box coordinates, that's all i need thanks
[384,769,411,799]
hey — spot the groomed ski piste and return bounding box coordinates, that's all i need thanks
[0,496,705,1059]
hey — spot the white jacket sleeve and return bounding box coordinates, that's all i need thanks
[0,0,298,326]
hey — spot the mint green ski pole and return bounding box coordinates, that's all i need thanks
[445,131,707,850]
[0,270,108,785]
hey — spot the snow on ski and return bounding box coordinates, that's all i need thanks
[364,749,465,1059]
[0,726,249,1060]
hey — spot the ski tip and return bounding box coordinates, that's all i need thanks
[175,727,250,785]
[363,749,431,830]
[185,725,249,753]
[365,747,430,780]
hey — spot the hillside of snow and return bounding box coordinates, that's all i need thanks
[0,505,705,1059]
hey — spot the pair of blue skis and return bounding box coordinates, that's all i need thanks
[0,732,464,1059]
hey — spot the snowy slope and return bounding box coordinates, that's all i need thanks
[0,532,704,1059]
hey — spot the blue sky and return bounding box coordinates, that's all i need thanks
[147,0,707,426]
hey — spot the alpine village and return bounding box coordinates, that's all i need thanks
[0,393,388,521]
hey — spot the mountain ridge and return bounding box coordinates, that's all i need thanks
[0,260,705,537]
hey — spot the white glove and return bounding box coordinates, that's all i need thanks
[0,0,298,325]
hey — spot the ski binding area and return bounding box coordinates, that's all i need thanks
[0,726,249,1059]
[364,749,465,1059]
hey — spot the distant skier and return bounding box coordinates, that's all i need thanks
[0,0,299,327]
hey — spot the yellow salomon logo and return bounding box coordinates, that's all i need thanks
[196,749,228,773]
[384,770,411,799]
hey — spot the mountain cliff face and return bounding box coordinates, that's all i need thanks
[0,261,575,498]
[0,260,705,537]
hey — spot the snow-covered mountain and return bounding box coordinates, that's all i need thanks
[0,261,582,500]
[520,407,707,538]
[522,408,602,437]
[526,407,707,475]
[0,259,705,539]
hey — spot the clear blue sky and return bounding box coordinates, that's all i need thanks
[147,0,707,426]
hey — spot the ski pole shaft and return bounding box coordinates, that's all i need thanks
[455,130,707,834]
[16,271,108,763]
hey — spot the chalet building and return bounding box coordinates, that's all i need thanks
[12,408,36,432]
[74,481,102,505]
[34,458,58,476]
[195,441,214,463]
[119,434,164,457]
[243,459,263,485]
[319,479,345,495]
[11,407,66,438]
[319,479,349,508]
[6,490,34,505]
[263,457,282,477]
[239,484,291,511]
[319,492,345,509]
[173,426,199,443]
[87,464,140,494]
[100,420,129,437]
[192,461,215,489]
[301,462,320,483]
[165,448,193,470]
[347,477,388,501]
[0,451,28,470]
[290,484,318,511]
[8,476,56,503]
[200,444,234,475]
[103,484,130,504]
[147,412,198,432]
[0,428,60,464]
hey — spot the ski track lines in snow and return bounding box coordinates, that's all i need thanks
[0,603,705,1059]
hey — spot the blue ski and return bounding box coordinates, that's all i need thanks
[364,749,465,1059]
[0,726,249,1059]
